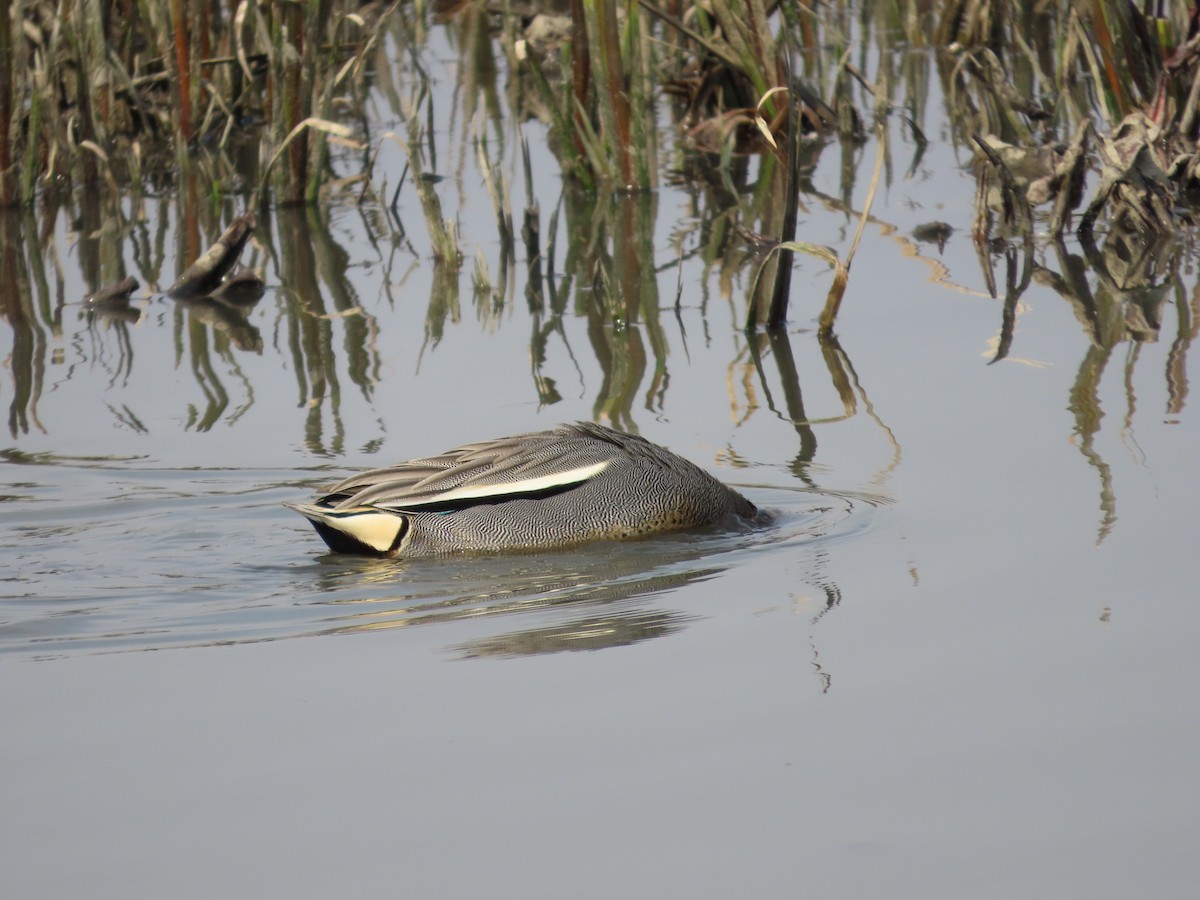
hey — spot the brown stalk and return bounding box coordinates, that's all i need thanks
[1089,0,1132,115]
[596,0,633,187]
[569,0,592,167]
[283,2,308,202]
[171,0,193,140]
[0,1,12,206]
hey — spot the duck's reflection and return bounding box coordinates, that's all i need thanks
[304,532,740,655]
[453,609,695,659]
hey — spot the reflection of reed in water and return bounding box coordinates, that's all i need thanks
[1167,284,1200,417]
[3,194,133,437]
[177,298,262,354]
[547,188,667,430]
[166,205,263,432]
[272,206,382,457]
[733,325,901,498]
[2,210,45,438]
[1016,233,1189,544]
[972,219,1200,545]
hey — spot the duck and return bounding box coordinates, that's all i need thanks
[287,421,757,558]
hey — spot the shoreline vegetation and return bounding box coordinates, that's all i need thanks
[4,1,1200,332]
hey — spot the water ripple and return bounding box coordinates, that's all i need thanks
[0,466,882,660]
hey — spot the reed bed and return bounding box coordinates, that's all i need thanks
[0,0,402,206]
[5,1,1200,331]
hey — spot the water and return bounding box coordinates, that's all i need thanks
[4,36,1200,900]
[0,452,863,658]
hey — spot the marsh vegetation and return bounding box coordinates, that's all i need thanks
[5,1,1200,330]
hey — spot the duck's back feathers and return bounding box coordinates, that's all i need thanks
[320,423,623,512]
[290,422,756,557]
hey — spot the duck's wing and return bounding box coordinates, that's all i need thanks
[318,424,622,512]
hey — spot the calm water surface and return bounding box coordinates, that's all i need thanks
[4,33,1200,900]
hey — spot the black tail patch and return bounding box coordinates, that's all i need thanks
[309,517,407,557]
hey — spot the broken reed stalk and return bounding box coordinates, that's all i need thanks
[818,123,885,335]
[168,211,256,299]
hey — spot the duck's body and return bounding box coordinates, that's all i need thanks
[287,421,757,558]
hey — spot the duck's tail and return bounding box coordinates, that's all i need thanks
[285,502,408,556]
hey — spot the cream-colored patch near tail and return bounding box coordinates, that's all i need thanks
[332,510,405,553]
[291,503,404,553]
[407,459,611,507]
